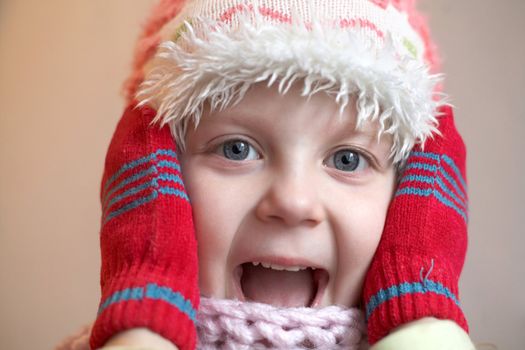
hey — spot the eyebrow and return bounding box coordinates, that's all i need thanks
[218,108,376,135]
[214,110,272,130]
[333,122,378,141]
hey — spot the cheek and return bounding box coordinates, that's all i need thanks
[184,171,233,294]
[181,160,256,296]
[332,174,395,305]
[338,196,387,265]
[188,175,252,260]
[338,176,394,255]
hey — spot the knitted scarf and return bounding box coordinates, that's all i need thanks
[56,297,368,350]
[197,297,368,349]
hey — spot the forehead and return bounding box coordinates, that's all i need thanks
[200,82,391,147]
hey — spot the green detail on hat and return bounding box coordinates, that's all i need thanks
[403,37,418,59]
[172,20,194,42]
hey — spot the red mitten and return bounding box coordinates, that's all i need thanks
[89,103,199,350]
[363,105,469,344]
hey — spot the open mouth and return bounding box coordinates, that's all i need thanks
[234,261,329,308]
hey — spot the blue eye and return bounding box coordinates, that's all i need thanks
[328,149,369,172]
[222,139,260,161]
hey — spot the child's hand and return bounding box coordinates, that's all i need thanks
[101,328,179,350]
[363,105,469,344]
[89,104,199,350]
[369,317,475,350]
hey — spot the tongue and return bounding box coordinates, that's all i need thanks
[240,264,315,307]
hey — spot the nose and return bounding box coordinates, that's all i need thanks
[255,166,325,227]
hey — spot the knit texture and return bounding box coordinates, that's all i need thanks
[90,104,199,350]
[363,104,469,344]
[59,298,367,350]
[197,297,367,349]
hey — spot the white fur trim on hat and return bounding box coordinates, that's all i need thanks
[136,0,447,164]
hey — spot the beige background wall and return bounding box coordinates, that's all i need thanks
[0,1,523,349]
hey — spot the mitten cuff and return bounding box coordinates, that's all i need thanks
[363,252,468,344]
[90,264,198,350]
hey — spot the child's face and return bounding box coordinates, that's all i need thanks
[180,83,396,308]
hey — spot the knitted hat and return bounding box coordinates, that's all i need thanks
[130,0,445,165]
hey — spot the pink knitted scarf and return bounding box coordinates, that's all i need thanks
[197,297,368,349]
[56,297,367,350]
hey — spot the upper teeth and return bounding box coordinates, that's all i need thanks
[252,261,310,272]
